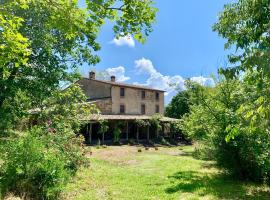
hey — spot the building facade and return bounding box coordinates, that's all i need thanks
[77,71,165,116]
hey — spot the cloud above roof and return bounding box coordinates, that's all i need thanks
[134,58,186,96]
[95,66,130,82]
[105,66,130,82]
[89,58,214,103]
[110,34,135,48]
[133,57,215,102]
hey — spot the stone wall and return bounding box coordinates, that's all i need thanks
[93,98,112,114]
[77,78,165,116]
[111,86,164,115]
[77,78,111,100]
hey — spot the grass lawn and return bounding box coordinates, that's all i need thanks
[63,145,270,200]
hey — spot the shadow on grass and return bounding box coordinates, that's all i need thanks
[166,171,270,200]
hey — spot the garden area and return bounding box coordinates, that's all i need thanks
[63,145,270,200]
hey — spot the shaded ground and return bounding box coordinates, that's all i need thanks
[63,145,270,200]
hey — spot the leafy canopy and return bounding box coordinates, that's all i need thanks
[0,0,157,131]
[213,0,270,79]
[165,90,189,119]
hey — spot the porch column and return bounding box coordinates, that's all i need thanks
[86,123,89,143]
[162,123,165,137]
[136,125,139,142]
[89,123,92,144]
[147,125,150,141]
[126,121,129,141]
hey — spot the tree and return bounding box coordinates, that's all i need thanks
[213,0,270,79]
[0,0,157,132]
[0,1,157,198]
[182,78,270,184]
[165,90,189,119]
[98,119,109,144]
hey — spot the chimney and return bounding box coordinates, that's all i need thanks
[111,75,116,82]
[89,71,95,79]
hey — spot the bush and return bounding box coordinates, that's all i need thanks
[182,78,270,184]
[0,128,87,199]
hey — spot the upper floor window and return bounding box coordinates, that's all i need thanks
[141,104,146,115]
[120,104,125,114]
[141,90,146,99]
[155,92,159,101]
[155,105,160,113]
[120,88,125,97]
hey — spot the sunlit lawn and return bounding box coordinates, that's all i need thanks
[63,145,270,200]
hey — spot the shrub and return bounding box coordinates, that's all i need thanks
[113,122,123,144]
[0,128,87,199]
[182,78,270,184]
[98,120,109,144]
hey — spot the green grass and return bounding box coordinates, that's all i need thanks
[63,145,270,200]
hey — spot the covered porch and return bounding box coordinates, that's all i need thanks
[81,114,178,145]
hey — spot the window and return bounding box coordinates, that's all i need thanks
[141,90,146,99]
[141,104,146,115]
[120,104,125,114]
[120,88,125,97]
[155,92,159,100]
[155,105,160,113]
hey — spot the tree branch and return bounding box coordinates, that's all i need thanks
[105,4,125,11]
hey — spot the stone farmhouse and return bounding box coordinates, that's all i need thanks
[78,71,177,144]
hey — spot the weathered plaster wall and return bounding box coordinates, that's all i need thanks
[92,98,112,114]
[77,78,111,100]
[77,78,164,116]
[111,86,164,115]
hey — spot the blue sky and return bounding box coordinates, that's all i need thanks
[79,0,231,103]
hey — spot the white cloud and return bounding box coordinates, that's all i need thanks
[135,57,157,74]
[110,34,135,48]
[105,66,130,82]
[91,58,215,104]
[133,58,214,101]
[134,58,186,96]
[190,76,215,87]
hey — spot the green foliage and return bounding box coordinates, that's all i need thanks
[213,0,270,79]
[0,0,156,198]
[135,119,150,127]
[182,77,270,184]
[0,128,87,199]
[150,114,162,131]
[0,0,156,132]
[113,122,124,143]
[165,90,189,119]
[98,120,109,135]
[0,84,93,199]
[98,119,109,144]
